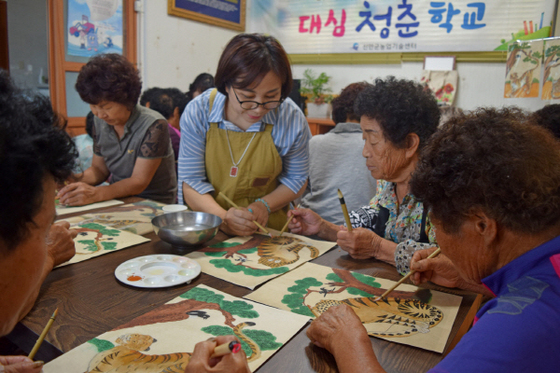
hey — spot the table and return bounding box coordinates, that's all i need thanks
[6,199,482,372]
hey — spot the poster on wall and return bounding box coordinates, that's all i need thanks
[248,0,555,54]
[504,40,543,98]
[66,0,123,58]
[542,38,560,100]
[168,0,246,32]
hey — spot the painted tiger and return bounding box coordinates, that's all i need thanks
[257,236,319,268]
[311,296,443,338]
[85,333,190,373]
[233,322,261,362]
[85,323,262,372]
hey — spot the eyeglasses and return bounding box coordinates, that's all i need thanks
[232,89,283,110]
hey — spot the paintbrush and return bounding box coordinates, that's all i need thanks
[279,203,301,237]
[219,192,271,236]
[374,248,442,302]
[210,341,241,358]
[29,308,58,360]
[337,189,353,232]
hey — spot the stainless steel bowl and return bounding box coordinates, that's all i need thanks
[152,211,222,247]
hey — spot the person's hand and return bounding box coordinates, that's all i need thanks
[45,221,77,268]
[287,208,323,236]
[56,182,99,206]
[410,247,463,288]
[307,304,365,352]
[0,356,43,373]
[307,305,383,373]
[221,208,257,237]
[336,228,382,260]
[246,201,269,228]
[185,336,250,373]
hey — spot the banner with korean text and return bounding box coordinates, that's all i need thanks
[248,0,555,54]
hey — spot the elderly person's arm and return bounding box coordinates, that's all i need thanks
[337,228,398,263]
[287,208,341,241]
[307,305,385,373]
[410,247,494,296]
[287,205,399,264]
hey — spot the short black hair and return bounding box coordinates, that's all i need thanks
[164,88,189,117]
[148,92,174,120]
[531,104,560,139]
[146,88,189,121]
[187,73,214,99]
[354,76,440,149]
[140,87,163,107]
[0,70,77,251]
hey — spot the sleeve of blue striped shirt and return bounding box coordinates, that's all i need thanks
[177,96,214,205]
[275,101,311,194]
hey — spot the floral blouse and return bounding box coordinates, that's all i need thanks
[348,180,438,275]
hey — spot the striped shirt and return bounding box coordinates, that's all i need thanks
[177,89,311,205]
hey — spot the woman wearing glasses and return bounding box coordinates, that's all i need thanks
[178,34,311,236]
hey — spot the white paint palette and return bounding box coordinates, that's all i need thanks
[115,255,201,288]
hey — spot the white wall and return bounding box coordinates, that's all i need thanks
[292,62,550,112]
[139,0,237,92]
[139,1,550,111]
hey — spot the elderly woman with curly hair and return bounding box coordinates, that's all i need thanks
[289,76,440,275]
[57,54,177,205]
[306,107,560,373]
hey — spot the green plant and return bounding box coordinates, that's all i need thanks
[299,69,333,104]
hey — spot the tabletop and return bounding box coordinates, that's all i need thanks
[7,199,482,373]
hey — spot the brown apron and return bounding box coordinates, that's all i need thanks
[205,89,288,229]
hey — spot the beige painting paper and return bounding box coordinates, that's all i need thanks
[55,199,124,217]
[57,222,150,267]
[61,200,166,235]
[43,284,309,373]
[246,262,462,353]
[186,229,336,289]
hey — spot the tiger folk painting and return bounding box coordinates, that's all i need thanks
[43,284,309,373]
[246,262,462,353]
[186,229,336,289]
